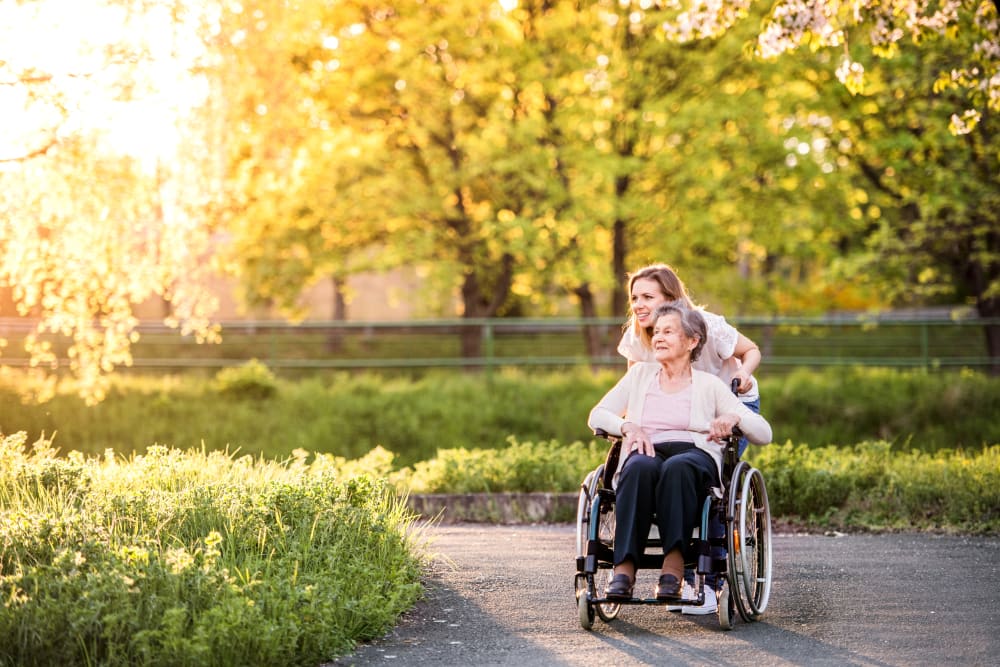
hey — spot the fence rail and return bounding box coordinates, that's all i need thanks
[1,316,997,374]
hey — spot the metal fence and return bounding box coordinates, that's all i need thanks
[2,315,997,374]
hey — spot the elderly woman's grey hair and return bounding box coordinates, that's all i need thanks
[651,301,706,362]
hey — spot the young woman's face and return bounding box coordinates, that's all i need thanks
[651,312,697,364]
[630,277,668,328]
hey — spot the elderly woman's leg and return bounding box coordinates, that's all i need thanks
[653,449,718,599]
[606,454,660,598]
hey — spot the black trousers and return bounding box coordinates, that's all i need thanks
[613,442,718,569]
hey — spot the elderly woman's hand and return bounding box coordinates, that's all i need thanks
[708,414,741,443]
[621,422,654,457]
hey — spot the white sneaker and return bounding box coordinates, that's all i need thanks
[665,580,696,612]
[681,587,718,615]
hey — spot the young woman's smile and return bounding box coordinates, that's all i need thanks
[630,277,667,328]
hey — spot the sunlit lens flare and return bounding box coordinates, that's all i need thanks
[0,0,209,169]
[0,0,220,404]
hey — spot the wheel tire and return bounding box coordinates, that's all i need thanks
[595,569,621,622]
[717,584,734,630]
[737,468,772,620]
[726,461,752,623]
[578,588,595,630]
[576,469,598,559]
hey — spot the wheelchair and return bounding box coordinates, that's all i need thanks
[574,417,772,630]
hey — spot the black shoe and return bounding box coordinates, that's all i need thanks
[655,573,682,600]
[605,574,634,600]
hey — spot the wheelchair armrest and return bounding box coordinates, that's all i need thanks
[593,428,621,442]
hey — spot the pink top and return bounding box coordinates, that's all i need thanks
[640,373,695,443]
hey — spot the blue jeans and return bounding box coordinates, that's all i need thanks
[737,396,760,458]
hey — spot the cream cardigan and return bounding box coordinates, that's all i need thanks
[587,364,772,488]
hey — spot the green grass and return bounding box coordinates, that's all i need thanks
[0,432,425,667]
[2,364,995,665]
[0,365,997,469]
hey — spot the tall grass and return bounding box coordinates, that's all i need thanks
[0,432,424,667]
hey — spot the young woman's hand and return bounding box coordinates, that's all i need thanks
[731,370,752,394]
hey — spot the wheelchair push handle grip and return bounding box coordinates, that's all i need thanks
[729,378,745,440]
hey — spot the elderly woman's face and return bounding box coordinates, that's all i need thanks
[651,312,697,364]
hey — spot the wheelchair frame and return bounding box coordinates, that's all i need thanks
[574,423,772,630]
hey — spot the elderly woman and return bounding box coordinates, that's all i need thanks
[588,302,772,601]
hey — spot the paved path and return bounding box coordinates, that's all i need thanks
[333,524,999,666]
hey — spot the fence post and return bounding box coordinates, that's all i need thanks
[483,320,494,382]
[920,322,929,373]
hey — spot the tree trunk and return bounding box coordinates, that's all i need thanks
[964,248,999,375]
[460,270,483,360]
[458,253,514,362]
[574,283,602,361]
[325,275,347,353]
[612,219,627,317]
[975,295,1000,376]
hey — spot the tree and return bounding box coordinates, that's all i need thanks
[662,0,999,135]
[807,27,1000,368]
[213,0,614,356]
[210,0,885,339]
[0,0,221,402]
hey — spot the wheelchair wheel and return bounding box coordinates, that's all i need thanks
[589,482,620,621]
[717,583,734,631]
[578,585,595,630]
[595,569,621,621]
[727,464,772,622]
[575,468,599,560]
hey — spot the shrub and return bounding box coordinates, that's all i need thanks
[746,441,1000,533]
[212,359,279,399]
[396,436,607,493]
[0,433,424,667]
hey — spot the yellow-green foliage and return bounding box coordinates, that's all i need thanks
[385,437,998,533]
[212,359,279,399]
[395,436,607,493]
[0,432,424,667]
[746,441,1000,533]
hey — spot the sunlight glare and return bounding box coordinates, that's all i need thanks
[0,0,209,170]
